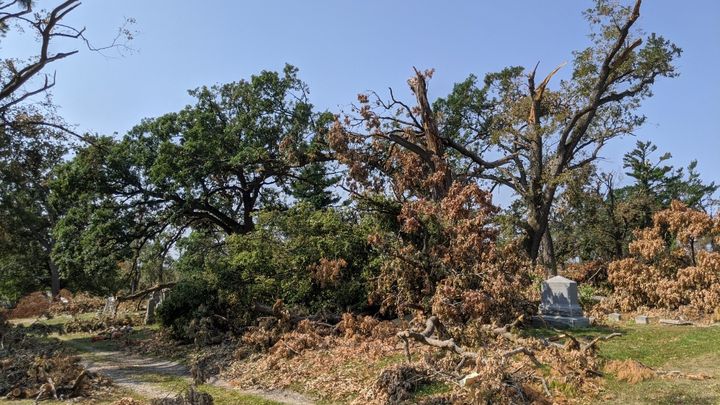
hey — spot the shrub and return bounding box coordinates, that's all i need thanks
[223,204,375,319]
[578,284,598,310]
[156,278,222,340]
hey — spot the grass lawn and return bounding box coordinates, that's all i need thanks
[526,322,720,404]
[128,373,284,405]
[597,323,720,404]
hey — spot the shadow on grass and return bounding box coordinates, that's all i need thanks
[59,328,156,353]
[652,389,717,405]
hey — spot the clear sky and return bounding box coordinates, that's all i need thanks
[7,1,720,191]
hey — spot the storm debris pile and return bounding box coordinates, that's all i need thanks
[64,314,140,334]
[0,319,113,401]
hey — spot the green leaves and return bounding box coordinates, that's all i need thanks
[223,204,374,315]
[0,120,66,300]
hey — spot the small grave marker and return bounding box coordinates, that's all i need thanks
[635,315,649,325]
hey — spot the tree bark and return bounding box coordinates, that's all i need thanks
[48,258,60,297]
[117,282,177,302]
[542,230,558,276]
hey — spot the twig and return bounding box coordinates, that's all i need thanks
[536,375,551,397]
[501,347,543,368]
[583,332,622,351]
[281,340,300,356]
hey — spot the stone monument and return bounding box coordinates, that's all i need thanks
[144,290,161,325]
[535,275,590,328]
[101,296,118,318]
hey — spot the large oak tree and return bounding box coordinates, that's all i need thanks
[52,65,327,292]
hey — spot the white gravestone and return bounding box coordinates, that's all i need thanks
[144,290,161,325]
[101,296,118,318]
[535,276,590,328]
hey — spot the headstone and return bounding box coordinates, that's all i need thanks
[144,290,161,325]
[534,276,590,328]
[608,312,621,322]
[101,296,117,318]
[635,315,649,325]
[659,319,693,326]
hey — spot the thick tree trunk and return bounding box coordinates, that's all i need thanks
[526,190,558,276]
[528,228,542,266]
[129,254,141,294]
[542,230,558,276]
[48,259,60,297]
[41,239,60,297]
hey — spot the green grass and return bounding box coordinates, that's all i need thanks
[595,324,720,404]
[413,380,452,398]
[198,385,284,405]
[526,323,720,404]
[129,372,283,405]
[598,324,720,367]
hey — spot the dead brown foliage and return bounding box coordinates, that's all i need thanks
[8,291,51,319]
[606,201,720,314]
[364,364,430,404]
[368,183,537,330]
[226,315,410,403]
[0,320,113,400]
[605,360,655,384]
[49,292,105,316]
[219,311,616,404]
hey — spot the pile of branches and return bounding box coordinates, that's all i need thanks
[0,319,112,401]
[604,201,720,316]
[64,314,140,334]
[49,292,105,316]
[7,292,52,319]
[90,325,134,343]
[360,315,622,404]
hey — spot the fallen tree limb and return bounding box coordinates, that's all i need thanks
[583,332,622,352]
[116,282,176,302]
[396,315,542,370]
[486,315,525,342]
[396,316,477,362]
[70,370,87,397]
[502,347,543,367]
[252,302,341,324]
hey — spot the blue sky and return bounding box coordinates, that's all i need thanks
[7,1,720,193]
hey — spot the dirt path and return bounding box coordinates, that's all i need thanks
[78,345,314,404]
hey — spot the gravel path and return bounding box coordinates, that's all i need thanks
[79,346,314,404]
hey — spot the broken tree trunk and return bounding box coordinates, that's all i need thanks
[396,315,540,367]
[117,282,177,302]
